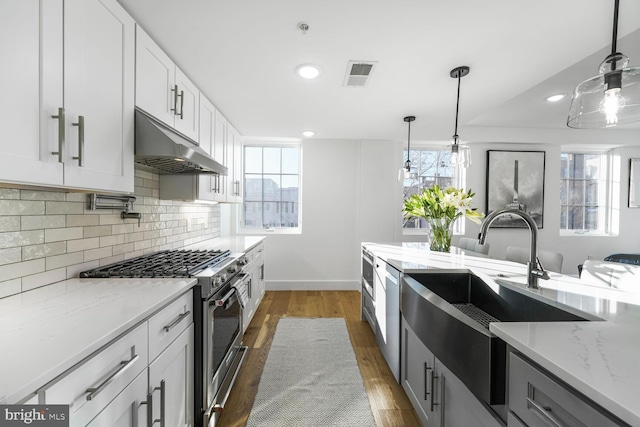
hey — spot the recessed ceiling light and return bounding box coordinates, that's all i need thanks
[546,94,566,102]
[302,131,315,137]
[296,64,321,79]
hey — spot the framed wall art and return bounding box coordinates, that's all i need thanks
[486,150,545,228]
[629,158,640,208]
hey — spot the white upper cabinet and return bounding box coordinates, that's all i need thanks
[136,26,200,142]
[197,95,224,202]
[226,124,243,203]
[0,0,134,192]
[63,0,135,192]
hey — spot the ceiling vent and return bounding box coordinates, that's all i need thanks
[343,61,377,87]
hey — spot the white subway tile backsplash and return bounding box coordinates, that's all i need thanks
[21,190,65,201]
[0,259,45,282]
[0,248,21,266]
[22,242,66,261]
[0,230,45,248]
[45,227,83,243]
[0,169,220,298]
[83,247,112,262]
[66,215,100,227]
[21,215,66,230]
[0,278,21,298]
[0,189,20,200]
[45,201,84,214]
[22,268,66,292]
[0,200,45,215]
[66,238,100,253]
[0,216,20,232]
[46,252,84,270]
[83,225,112,238]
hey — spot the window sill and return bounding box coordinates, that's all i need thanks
[559,230,615,237]
[238,227,302,235]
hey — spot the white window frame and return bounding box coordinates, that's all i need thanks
[402,144,467,236]
[560,149,614,237]
[239,141,302,235]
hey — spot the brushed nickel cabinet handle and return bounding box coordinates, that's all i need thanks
[170,84,178,115]
[424,363,430,401]
[162,310,190,332]
[86,354,139,401]
[72,116,84,166]
[430,368,439,411]
[526,397,564,427]
[140,391,153,427]
[178,90,184,119]
[51,107,65,163]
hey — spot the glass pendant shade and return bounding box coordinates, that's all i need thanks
[567,57,640,128]
[442,137,471,168]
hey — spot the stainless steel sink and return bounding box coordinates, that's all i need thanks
[401,271,590,406]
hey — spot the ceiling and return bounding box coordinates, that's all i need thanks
[117,0,640,142]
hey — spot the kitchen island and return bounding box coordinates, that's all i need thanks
[364,241,640,427]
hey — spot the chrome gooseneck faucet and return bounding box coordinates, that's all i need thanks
[478,208,549,289]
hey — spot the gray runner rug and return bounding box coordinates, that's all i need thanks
[246,317,376,427]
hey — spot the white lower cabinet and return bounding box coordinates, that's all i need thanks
[401,316,500,427]
[40,322,148,426]
[37,290,194,427]
[242,242,265,333]
[148,324,194,427]
[86,369,148,427]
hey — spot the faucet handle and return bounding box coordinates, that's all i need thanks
[533,257,550,280]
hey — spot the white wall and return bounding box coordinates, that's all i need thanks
[264,139,363,290]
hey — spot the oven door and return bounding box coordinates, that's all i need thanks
[204,274,248,425]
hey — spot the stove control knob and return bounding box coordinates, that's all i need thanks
[237,257,248,266]
[221,274,227,283]
[227,265,238,274]
[213,276,222,286]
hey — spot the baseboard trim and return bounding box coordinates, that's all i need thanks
[265,280,360,291]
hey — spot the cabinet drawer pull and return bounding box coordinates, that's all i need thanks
[72,115,84,166]
[51,107,65,163]
[526,397,564,427]
[162,310,191,332]
[85,354,139,401]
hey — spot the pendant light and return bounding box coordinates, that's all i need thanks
[444,66,471,168]
[567,0,640,128]
[399,115,416,180]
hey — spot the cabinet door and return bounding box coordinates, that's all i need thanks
[197,95,216,201]
[214,109,228,201]
[232,126,243,202]
[402,317,438,427]
[0,1,64,186]
[174,68,200,142]
[86,369,147,427]
[63,0,134,192]
[148,324,194,427]
[135,26,176,128]
[436,358,501,427]
[242,274,254,333]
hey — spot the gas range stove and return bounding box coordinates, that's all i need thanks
[79,249,245,298]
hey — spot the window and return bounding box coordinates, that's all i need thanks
[560,152,609,233]
[242,144,301,232]
[402,147,461,230]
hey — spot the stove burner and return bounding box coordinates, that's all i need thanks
[79,249,231,278]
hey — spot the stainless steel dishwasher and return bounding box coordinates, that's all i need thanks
[374,258,401,383]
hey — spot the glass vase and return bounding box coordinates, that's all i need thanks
[427,217,454,252]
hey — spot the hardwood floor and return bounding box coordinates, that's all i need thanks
[217,290,420,427]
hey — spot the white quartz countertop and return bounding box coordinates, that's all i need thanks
[363,241,640,426]
[0,235,265,405]
[183,235,265,253]
[0,278,196,404]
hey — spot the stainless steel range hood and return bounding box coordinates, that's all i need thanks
[134,109,227,175]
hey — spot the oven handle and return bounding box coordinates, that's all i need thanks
[215,289,236,307]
